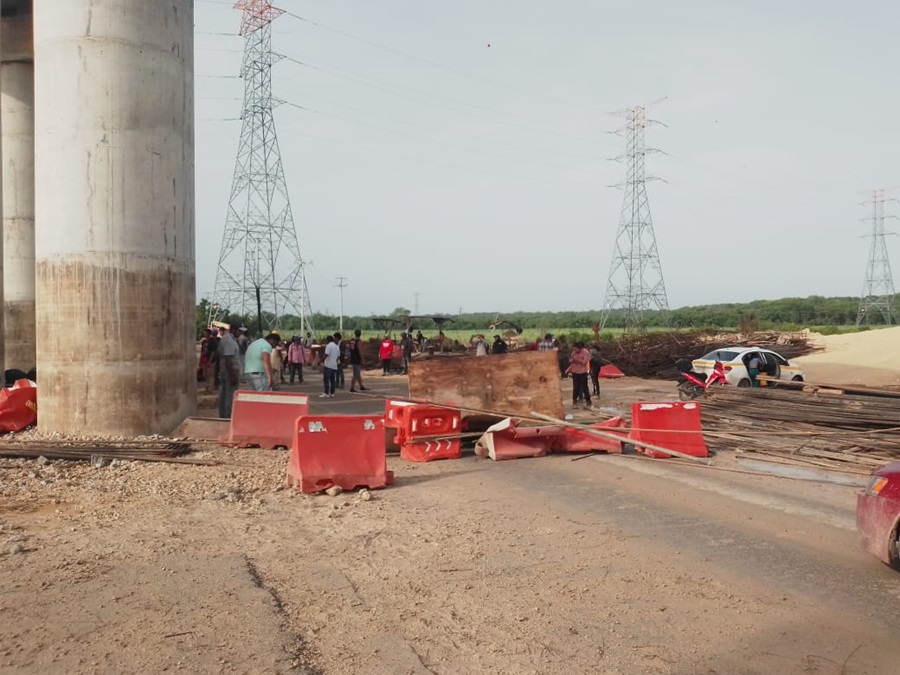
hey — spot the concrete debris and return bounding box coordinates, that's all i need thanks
[36,456,50,466]
[359,489,372,502]
[325,486,343,497]
[9,543,24,555]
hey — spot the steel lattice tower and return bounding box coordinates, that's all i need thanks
[210,0,313,334]
[856,189,897,326]
[599,104,670,332]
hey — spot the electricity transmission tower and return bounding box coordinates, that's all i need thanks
[209,0,313,335]
[856,189,897,326]
[599,102,670,332]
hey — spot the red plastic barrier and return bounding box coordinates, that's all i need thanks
[223,390,309,449]
[384,399,416,433]
[629,401,708,458]
[599,364,625,379]
[287,414,393,493]
[0,379,37,432]
[385,401,462,462]
[401,438,461,462]
[475,419,564,461]
[555,416,627,453]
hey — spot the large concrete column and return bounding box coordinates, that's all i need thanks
[34,0,195,435]
[2,1,34,373]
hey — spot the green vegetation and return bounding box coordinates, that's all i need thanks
[197,293,895,338]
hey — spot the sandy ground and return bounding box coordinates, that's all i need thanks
[2,371,899,673]
[794,326,900,386]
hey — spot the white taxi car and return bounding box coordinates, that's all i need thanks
[691,347,804,387]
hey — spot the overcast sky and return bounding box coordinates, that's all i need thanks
[194,0,900,317]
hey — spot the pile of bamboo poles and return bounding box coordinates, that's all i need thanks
[598,330,820,378]
[701,386,900,474]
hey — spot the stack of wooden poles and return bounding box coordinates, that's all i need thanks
[700,385,900,474]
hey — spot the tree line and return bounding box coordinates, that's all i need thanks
[197,294,887,337]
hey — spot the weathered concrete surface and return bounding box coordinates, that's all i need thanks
[33,0,195,435]
[1,2,34,372]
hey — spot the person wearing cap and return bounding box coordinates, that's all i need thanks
[491,334,508,354]
[537,333,556,351]
[244,332,281,391]
[218,324,242,418]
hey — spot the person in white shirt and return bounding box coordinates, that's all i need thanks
[321,334,341,398]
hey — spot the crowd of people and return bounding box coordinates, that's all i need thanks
[199,326,602,417]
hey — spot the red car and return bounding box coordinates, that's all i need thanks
[857,462,900,569]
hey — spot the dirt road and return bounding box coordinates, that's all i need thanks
[1,376,898,673]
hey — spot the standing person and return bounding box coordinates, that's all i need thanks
[538,333,556,351]
[333,333,346,389]
[566,341,592,408]
[244,332,280,391]
[557,335,571,379]
[747,354,762,387]
[207,328,221,388]
[270,336,285,386]
[492,335,508,354]
[472,334,488,356]
[218,324,242,418]
[321,335,340,398]
[400,332,413,373]
[199,329,214,392]
[349,329,369,393]
[416,330,425,352]
[287,336,305,384]
[379,335,394,375]
[589,343,603,396]
[302,331,313,349]
[236,326,250,380]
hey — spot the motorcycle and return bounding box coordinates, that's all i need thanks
[675,358,728,400]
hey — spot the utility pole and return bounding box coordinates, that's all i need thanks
[209,0,312,332]
[599,100,670,333]
[414,292,420,314]
[856,189,897,326]
[335,276,348,331]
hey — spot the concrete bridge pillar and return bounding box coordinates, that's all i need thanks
[34,0,196,434]
[1,0,34,373]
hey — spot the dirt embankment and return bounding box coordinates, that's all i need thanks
[793,326,900,386]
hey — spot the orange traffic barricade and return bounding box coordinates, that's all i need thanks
[629,401,708,458]
[222,390,310,449]
[287,414,394,493]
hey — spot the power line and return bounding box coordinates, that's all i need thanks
[279,9,610,115]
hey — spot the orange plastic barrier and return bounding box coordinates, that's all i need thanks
[0,379,37,432]
[385,400,462,462]
[287,414,393,493]
[475,419,564,461]
[555,416,627,453]
[629,401,708,459]
[599,364,625,379]
[223,390,309,449]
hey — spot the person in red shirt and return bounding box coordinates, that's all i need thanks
[379,335,394,375]
[565,341,592,408]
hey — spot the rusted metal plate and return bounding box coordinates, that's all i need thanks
[408,351,564,419]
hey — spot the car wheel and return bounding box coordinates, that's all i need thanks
[792,375,803,382]
[737,378,752,388]
[891,521,900,571]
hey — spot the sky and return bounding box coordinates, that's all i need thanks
[194,0,900,317]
